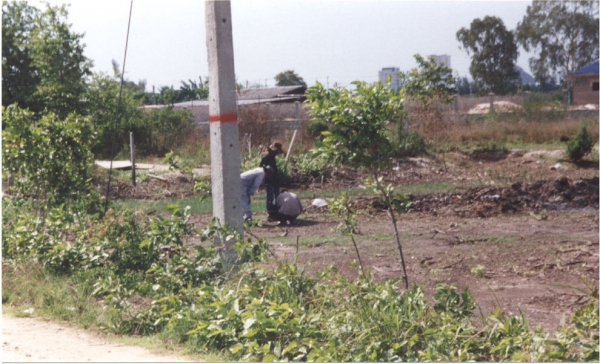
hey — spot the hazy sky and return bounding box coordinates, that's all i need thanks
[34,0,534,91]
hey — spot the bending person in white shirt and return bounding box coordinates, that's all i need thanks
[241,166,271,221]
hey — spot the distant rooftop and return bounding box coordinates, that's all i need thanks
[141,86,307,110]
[571,60,599,75]
[238,85,306,101]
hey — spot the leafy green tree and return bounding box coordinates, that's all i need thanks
[86,72,145,158]
[2,2,92,119]
[86,72,193,158]
[457,16,520,95]
[516,0,599,87]
[2,105,97,210]
[400,54,456,104]
[2,1,39,113]
[306,81,410,288]
[274,70,307,87]
[399,54,455,143]
[179,77,209,101]
[456,76,472,95]
[140,106,194,156]
[159,86,178,105]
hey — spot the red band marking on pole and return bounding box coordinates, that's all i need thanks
[209,113,238,122]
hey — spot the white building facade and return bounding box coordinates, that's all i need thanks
[429,54,451,68]
[378,67,401,91]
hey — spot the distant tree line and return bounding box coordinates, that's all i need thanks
[456,0,598,95]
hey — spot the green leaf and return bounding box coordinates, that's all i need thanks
[230,343,244,355]
[262,354,276,362]
[244,317,256,330]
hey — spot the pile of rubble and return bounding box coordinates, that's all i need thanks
[407,177,599,217]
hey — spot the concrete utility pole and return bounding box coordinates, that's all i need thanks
[205,1,243,248]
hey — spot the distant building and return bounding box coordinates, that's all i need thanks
[141,85,307,124]
[378,67,401,91]
[429,54,451,68]
[567,60,599,106]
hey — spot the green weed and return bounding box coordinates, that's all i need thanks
[3,190,598,362]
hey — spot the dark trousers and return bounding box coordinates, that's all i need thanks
[265,181,279,213]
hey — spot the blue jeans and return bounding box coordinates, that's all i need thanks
[265,181,279,213]
[241,188,252,220]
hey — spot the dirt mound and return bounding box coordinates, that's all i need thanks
[102,172,196,200]
[349,177,599,218]
[468,101,521,114]
[406,177,599,217]
[468,149,513,161]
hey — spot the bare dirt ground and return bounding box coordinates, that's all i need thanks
[190,148,599,333]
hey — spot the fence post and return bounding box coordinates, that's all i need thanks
[453,94,458,113]
[130,132,136,187]
[489,92,495,112]
[265,102,271,121]
[284,130,298,167]
[294,101,300,120]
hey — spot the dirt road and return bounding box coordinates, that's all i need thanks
[2,314,190,362]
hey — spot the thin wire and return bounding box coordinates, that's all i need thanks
[104,1,133,215]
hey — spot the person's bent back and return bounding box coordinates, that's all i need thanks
[270,190,303,225]
[240,167,266,221]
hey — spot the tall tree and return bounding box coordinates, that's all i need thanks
[2,2,40,112]
[306,81,409,288]
[457,16,520,95]
[400,54,456,104]
[456,76,472,95]
[2,2,91,119]
[399,54,456,141]
[274,70,307,87]
[179,77,209,101]
[516,0,599,87]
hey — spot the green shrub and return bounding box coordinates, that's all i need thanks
[328,193,358,235]
[394,128,427,157]
[305,120,329,139]
[565,124,595,161]
[291,152,332,177]
[2,105,99,211]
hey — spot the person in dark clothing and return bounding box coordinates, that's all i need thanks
[259,141,284,215]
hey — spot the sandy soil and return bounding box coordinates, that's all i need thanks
[2,315,190,362]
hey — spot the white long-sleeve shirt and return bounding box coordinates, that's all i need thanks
[240,167,265,196]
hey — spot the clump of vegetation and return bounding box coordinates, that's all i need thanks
[395,126,427,158]
[2,105,100,213]
[305,80,411,287]
[328,193,359,235]
[3,202,598,362]
[565,124,595,162]
[304,120,329,139]
[471,264,486,277]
